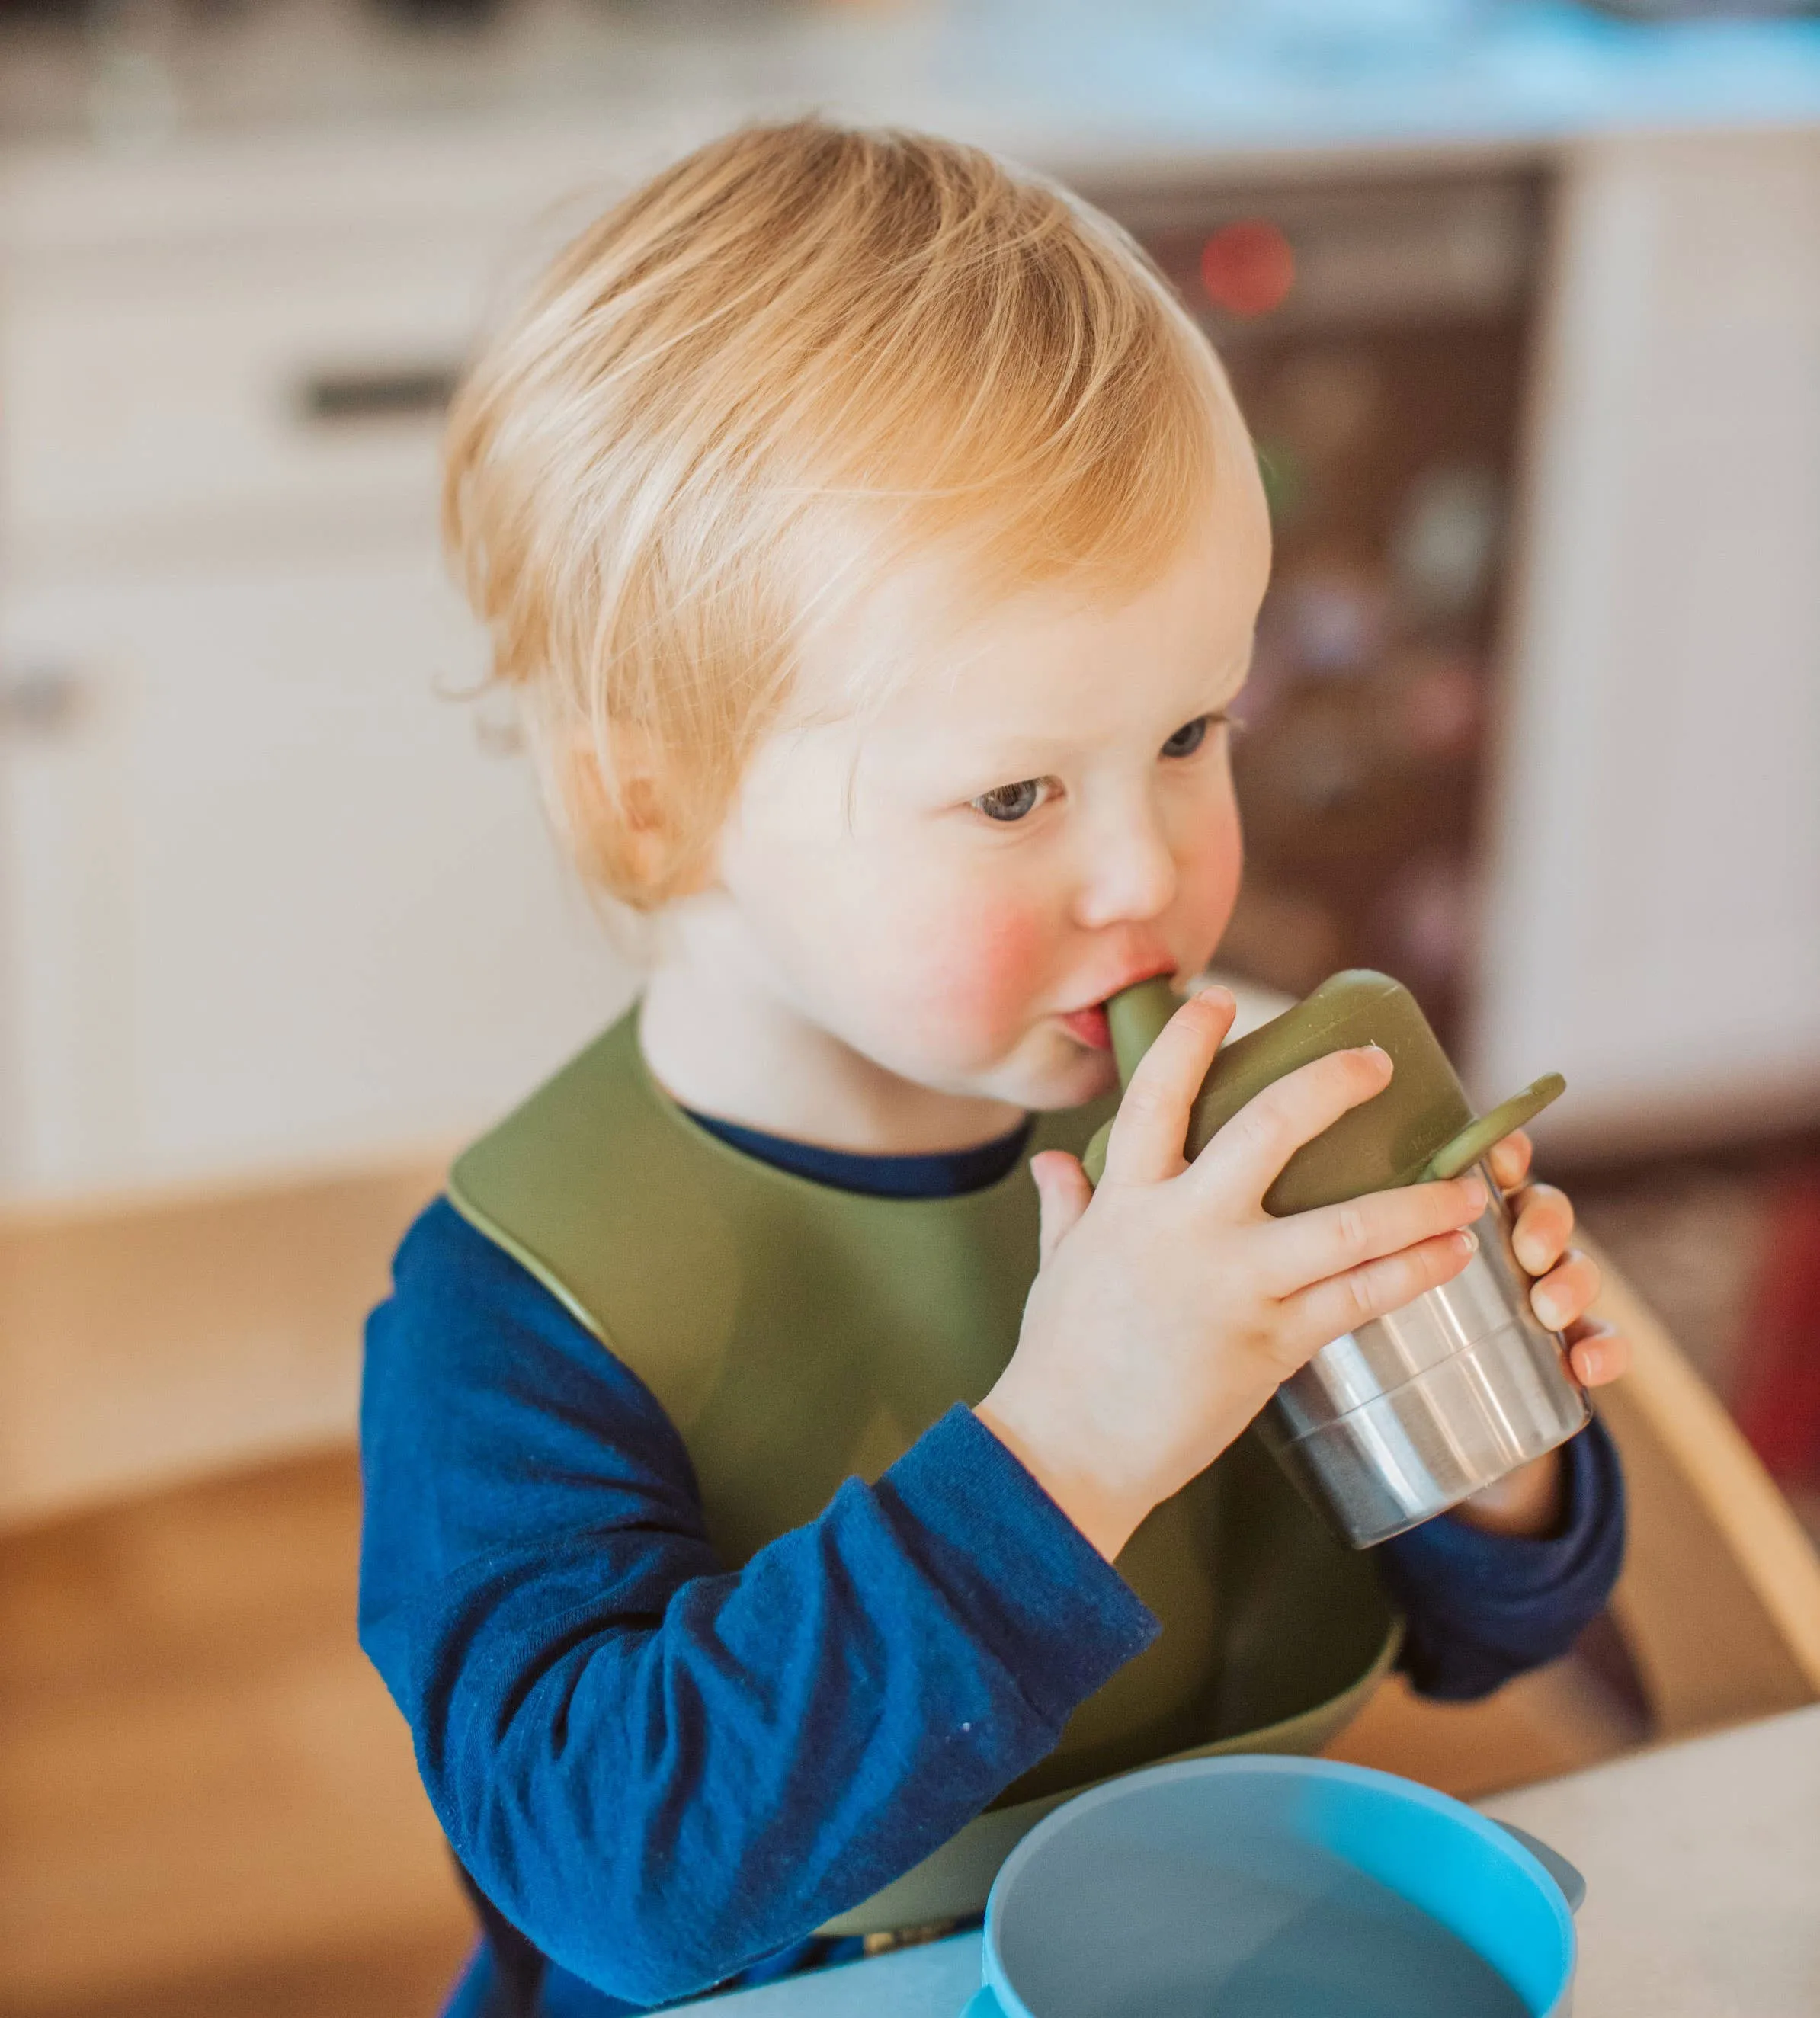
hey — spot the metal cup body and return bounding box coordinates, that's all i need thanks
[1258,1167,1590,1549]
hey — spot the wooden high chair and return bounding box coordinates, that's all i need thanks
[1584,1240,1820,1735]
[1325,1232,1820,1796]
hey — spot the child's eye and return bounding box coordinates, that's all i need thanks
[971,777,1049,823]
[1161,713,1217,759]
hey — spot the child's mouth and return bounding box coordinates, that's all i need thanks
[1059,1004,1113,1051]
[1058,963,1175,1052]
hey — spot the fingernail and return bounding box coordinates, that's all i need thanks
[1455,1228,1479,1256]
[1461,1177,1488,1215]
[1361,1044,1392,1072]
[1534,1290,1564,1328]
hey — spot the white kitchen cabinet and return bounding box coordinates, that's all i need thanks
[1472,128,1820,1154]
[0,548,631,1196]
[3,237,473,566]
[0,133,646,1200]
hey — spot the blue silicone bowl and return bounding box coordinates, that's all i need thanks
[963,1754,1583,2018]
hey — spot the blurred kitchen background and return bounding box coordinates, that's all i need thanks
[2,2,1819,2013]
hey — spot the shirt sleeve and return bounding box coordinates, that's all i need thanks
[357,1201,1157,2010]
[1376,1412,1626,1702]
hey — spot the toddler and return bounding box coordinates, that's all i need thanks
[360,121,1626,2018]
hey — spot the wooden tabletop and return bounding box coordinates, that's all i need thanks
[678,1705,1820,2016]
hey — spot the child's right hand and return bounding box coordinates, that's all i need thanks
[975,986,1488,1563]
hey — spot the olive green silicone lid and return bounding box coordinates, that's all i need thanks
[1081,970,1563,1216]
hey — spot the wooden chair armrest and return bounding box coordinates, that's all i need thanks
[1584,1233,1820,1734]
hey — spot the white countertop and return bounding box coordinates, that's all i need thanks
[679,1704,1820,2017]
[1492,1704,1820,2018]
[5,0,1820,173]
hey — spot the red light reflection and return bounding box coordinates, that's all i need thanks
[1200,220,1296,320]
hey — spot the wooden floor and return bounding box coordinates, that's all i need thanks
[0,1449,474,2018]
[0,1447,1647,2018]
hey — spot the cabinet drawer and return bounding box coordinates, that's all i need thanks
[2,233,497,559]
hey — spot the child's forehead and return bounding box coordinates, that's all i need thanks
[795,485,1267,754]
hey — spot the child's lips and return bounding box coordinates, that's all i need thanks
[1059,1005,1113,1051]
[1057,962,1175,1052]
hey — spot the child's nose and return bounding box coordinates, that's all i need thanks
[1071,808,1178,930]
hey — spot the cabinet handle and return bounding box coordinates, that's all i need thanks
[0,666,85,735]
[296,364,459,425]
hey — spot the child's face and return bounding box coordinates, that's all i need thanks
[710,469,1270,1115]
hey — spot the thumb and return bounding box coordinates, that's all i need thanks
[1030,1150,1094,1268]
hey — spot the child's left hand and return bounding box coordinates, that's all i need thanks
[1488,1129,1628,1390]
[1449,1129,1629,1537]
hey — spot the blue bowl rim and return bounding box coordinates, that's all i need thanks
[981,1752,1575,2017]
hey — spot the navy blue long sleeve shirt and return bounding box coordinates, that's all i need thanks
[359,1119,1623,2017]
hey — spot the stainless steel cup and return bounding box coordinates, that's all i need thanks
[1255,1166,1590,1548]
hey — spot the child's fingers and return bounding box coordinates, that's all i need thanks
[1259,1174,1487,1299]
[1099,988,1236,1185]
[1530,1247,1600,1332]
[1565,1316,1628,1387]
[1190,1045,1394,1209]
[1510,1181,1575,1275]
[1280,1226,1479,1361]
[1030,1151,1094,1268]
[1488,1129,1533,1193]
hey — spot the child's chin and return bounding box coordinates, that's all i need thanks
[1008,1040,1119,1112]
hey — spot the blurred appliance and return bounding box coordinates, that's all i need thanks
[1104,173,1544,1051]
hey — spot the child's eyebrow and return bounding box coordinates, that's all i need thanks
[907,652,1254,790]
[966,684,1248,770]
[962,732,1091,775]
[947,706,1237,788]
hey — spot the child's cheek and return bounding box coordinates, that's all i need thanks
[895,887,1053,1049]
[1177,798,1245,958]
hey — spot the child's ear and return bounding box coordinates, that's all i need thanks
[564,724,719,902]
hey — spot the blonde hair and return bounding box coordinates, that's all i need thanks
[444,120,1241,909]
